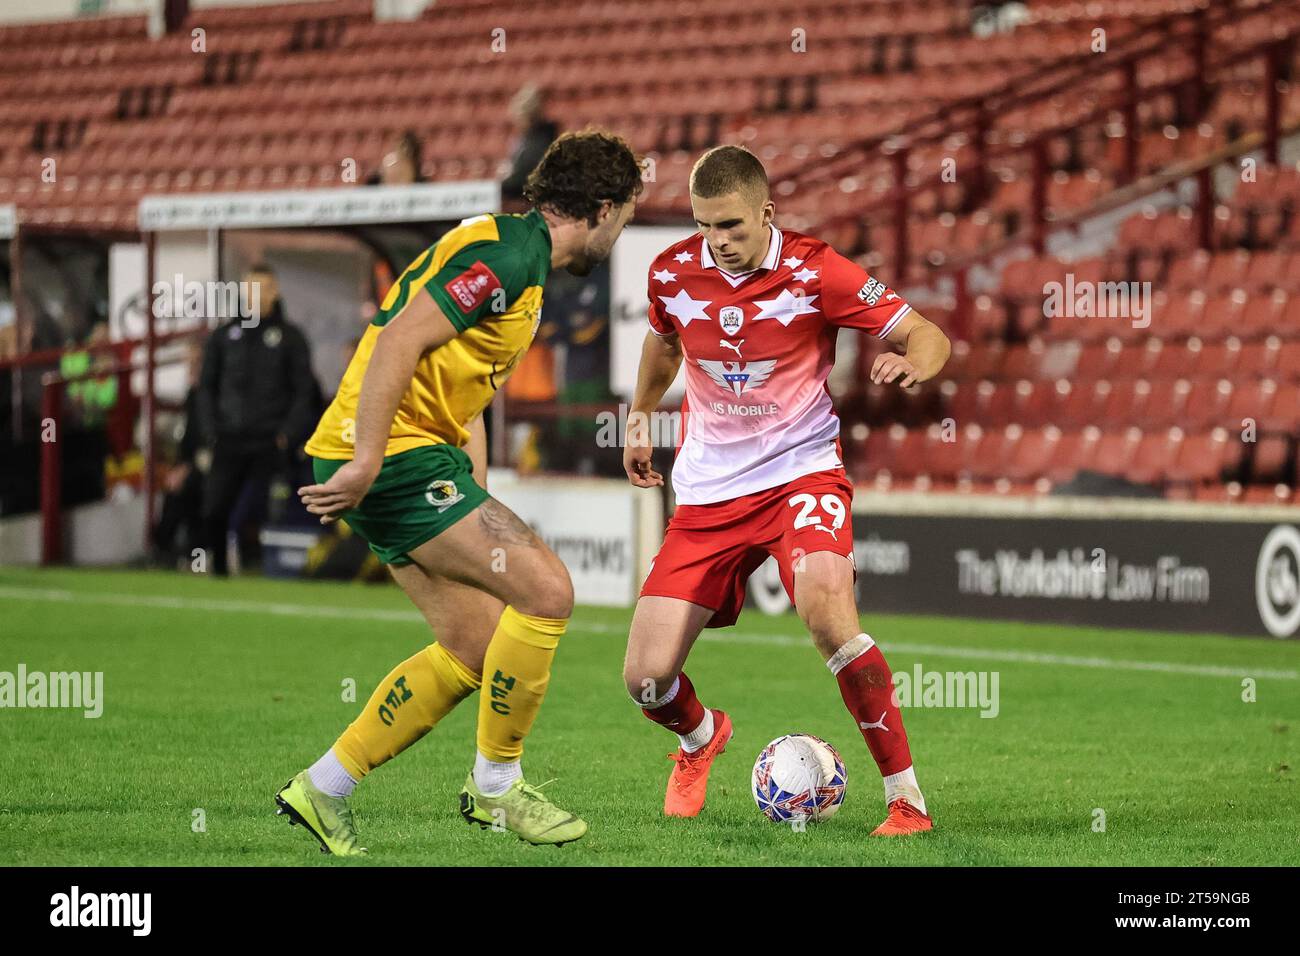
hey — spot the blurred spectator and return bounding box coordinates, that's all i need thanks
[334,334,363,400]
[501,85,558,206]
[367,130,424,186]
[971,2,1029,36]
[549,263,616,475]
[195,263,316,576]
[371,255,397,304]
[150,339,206,567]
[504,305,559,475]
[0,293,16,445]
[55,322,123,505]
[60,322,118,428]
[505,320,559,405]
[0,318,17,361]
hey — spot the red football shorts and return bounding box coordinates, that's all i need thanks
[640,468,856,628]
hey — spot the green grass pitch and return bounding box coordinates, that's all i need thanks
[0,567,1295,866]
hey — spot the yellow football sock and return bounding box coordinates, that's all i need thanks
[476,606,567,762]
[333,642,481,781]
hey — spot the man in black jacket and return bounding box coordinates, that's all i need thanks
[500,85,558,207]
[195,264,316,576]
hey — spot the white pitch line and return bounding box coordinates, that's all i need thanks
[0,585,424,624]
[1,584,1295,681]
[572,619,1300,680]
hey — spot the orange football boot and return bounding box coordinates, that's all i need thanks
[663,709,733,817]
[870,798,934,836]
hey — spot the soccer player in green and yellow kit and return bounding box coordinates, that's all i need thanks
[274,132,642,854]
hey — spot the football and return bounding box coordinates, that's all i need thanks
[751,734,847,824]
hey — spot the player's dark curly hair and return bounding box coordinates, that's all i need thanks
[523,130,643,224]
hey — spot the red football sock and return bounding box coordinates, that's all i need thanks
[640,672,706,735]
[830,635,913,776]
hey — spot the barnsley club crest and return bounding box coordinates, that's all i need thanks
[718,305,744,336]
[698,359,777,397]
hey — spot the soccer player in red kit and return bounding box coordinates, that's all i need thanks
[622,146,950,836]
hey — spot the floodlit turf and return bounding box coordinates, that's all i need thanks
[0,567,1296,866]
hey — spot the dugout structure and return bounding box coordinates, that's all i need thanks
[130,178,496,561]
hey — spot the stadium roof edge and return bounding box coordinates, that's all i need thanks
[138,181,500,232]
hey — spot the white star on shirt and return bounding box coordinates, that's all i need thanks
[752,287,820,326]
[657,288,712,326]
[793,267,819,283]
[652,268,677,283]
[673,251,695,264]
[782,256,804,269]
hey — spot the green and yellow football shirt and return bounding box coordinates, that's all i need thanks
[306,209,552,459]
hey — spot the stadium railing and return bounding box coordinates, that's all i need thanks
[0,328,199,564]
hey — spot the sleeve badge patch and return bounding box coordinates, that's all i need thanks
[445,260,503,314]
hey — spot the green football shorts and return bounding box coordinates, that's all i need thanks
[311,444,488,566]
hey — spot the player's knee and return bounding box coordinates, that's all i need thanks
[623,667,676,706]
[546,562,575,618]
[795,579,848,640]
[621,666,642,701]
[517,558,573,620]
[795,575,836,616]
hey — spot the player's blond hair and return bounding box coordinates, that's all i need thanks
[689,145,770,204]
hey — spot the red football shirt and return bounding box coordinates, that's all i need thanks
[646,225,911,504]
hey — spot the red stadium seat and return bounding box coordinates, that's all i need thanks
[1252,435,1293,484]
[1181,379,1234,430]
[1012,380,1058,426]
[1159,290,1207,340]
[1193,338,1242,379]
[1225,379,1279,433]
[1194,481,1243,503]
[1205,250,1251,292]
[1127,427,1185,485]
[891,428,930,480]
[1056,379,1111,428]
[1202,290,1251,340]
[1101,379,1154,426]
[1243,249,1292,291]
[1092,427,1143,477]
[1004,425,1061,482]
[969,425,1023,481]
[1045,427,1103,485]
[1001,343,1041,380]
[1167,428,1235,484]
[1237,337,1282,378]
[1260,383,1300,432]
[855,425,903,479]
[1074,339,1123,380]
[1242,484,1294,505]
[1147,338,1198,379]
[1166,248,1210,291]
[919,422,966,481]
[1276,340,1300,378]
